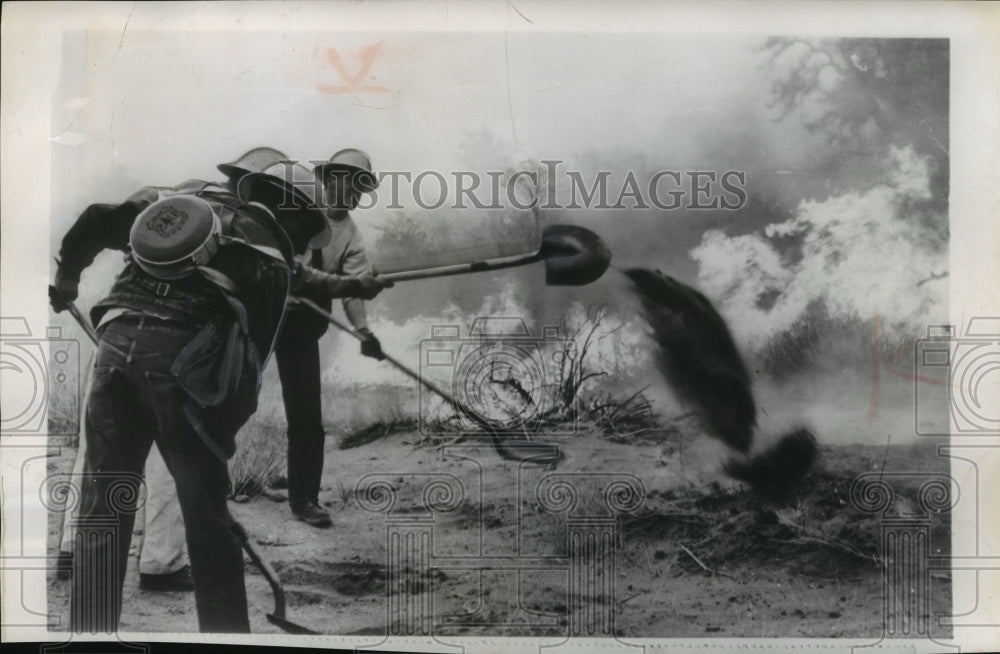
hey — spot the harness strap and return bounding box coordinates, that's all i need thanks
[196,265,240,295]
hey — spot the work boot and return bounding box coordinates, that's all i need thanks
[139,564,195,592]
[291,501,332,528]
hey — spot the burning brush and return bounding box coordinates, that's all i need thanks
[624,268,817,496]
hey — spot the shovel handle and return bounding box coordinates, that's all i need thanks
[67,301,99,346]
[377,250,544,283]
[292,297,562,465]
[231,518,321,634]
[292,297,460,409]
[231,518,286,619]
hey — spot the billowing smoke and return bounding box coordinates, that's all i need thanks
[691,145,947,354]
[293,280,649,408]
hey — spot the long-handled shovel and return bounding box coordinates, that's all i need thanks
[294,297,562,466]
[378,224,612,287]
[295,224,612,466]
[52,291,319,635]
[230,519,319,634]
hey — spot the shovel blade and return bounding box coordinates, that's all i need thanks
[541,225,612,286]
[494,438,564,468]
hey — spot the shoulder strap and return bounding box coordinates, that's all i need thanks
[125,186,162,206]
[196,265,240,295]
[217,202,292,266]
[222,292,251,337]
[169,179,213,194]
[192,264,252,339]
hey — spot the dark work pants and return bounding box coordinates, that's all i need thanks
[274,314,326,508]
[70,316,249,634]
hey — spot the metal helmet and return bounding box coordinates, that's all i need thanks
[263,162,325,205]
[129,195,222,280]
[314,148,378,193]
[217,146,289,180]
[239,162,332,251]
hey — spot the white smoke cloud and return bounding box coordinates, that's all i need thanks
[305,282,654,431]
[689,231,804,349]
[692,145,947,350]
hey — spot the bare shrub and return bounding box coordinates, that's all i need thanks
[587,387,658,439]
[546,305,660,439]
[552,305,608,412]
[228,419,285,500]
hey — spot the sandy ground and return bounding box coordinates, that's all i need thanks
[47,414,952,639]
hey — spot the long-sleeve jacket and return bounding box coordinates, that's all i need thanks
[289,213,372,331]
[58,181,291,360]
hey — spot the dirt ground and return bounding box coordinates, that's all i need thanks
[47,418,952,638]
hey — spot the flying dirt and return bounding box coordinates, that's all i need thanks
[624,267,817,495]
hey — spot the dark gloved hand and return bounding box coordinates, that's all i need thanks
[356,275,393,301]
[357,327,386,360]
[49,270,79,313]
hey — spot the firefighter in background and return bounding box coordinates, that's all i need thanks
[263,149,391,528]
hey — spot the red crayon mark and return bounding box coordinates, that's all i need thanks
[869,314,956,422]
[317,41,390,94]
[882,334,952,387]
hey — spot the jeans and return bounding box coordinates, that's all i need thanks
[70,315,249,633]
[274,314,326,508]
